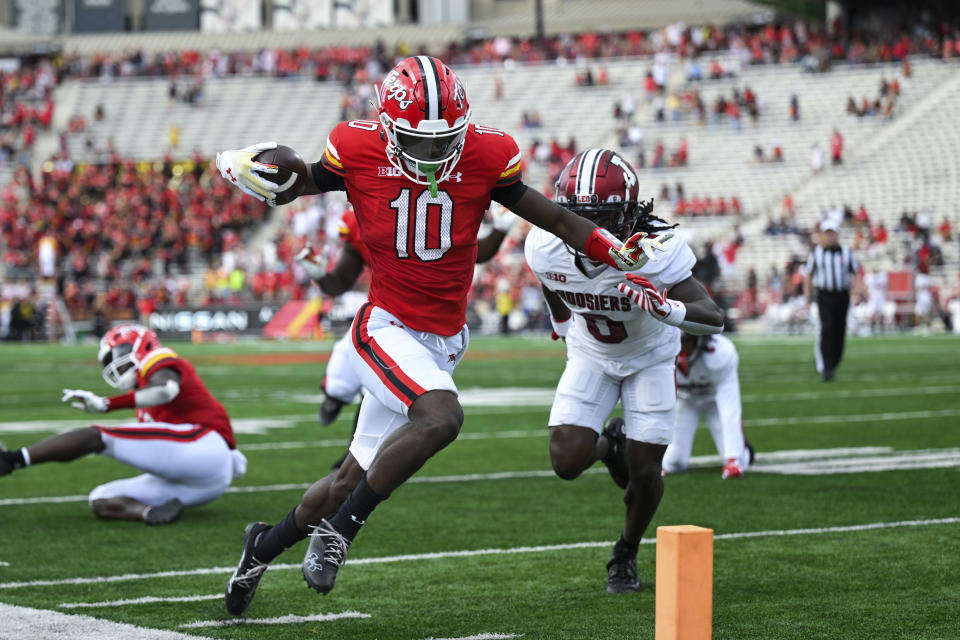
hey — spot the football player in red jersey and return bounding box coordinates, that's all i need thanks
[216,55,664,613]
[296,203,518,471]
[0,324,246,525]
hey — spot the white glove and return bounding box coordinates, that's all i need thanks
[294,243,327,281]
[490,205,518,233]
[616,274,686,325]
[215,141,283,205]
[61,389,109,413]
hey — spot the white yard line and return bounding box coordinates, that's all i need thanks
[59,594,222,609]
[747,408,960,427]
[6,517,958,591]
[2,444,957,508]
[0,561,9,567]
[741,384,960,402]
[421,634,520,640]
[179,612,370,628]
[0,602,207,640]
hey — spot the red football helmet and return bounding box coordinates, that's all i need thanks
[554,148,652,238]
[375,56,471,185]
[98,324,161,390]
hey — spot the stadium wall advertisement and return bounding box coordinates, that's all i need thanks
[144,0,200,31]
[72,0,125,33]
[147,305,279,338]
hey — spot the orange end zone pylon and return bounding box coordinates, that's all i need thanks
[655,525,714,640]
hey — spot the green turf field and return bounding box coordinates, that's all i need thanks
[0,334,958,639]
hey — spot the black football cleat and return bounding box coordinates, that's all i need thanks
[225,522,272,615]
[601,417,629,490]
[142,498,184,525]
[302,519,351,595]
[606,552,641,594]
[318,395,346,426]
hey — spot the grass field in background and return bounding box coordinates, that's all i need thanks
[0,334,958,640]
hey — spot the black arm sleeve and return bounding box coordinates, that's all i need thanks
[490,180,529,209]
[310,161,347,193]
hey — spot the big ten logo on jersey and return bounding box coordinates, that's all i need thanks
[545,272,567,283]
[379,166,462,182]
[378,166,403,177]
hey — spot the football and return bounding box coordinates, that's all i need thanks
[253,144,307,205]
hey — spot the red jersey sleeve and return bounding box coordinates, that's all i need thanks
[319,122,351,177]
[137,347,180,382]
[486,128,523,188]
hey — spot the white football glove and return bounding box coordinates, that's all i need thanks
[215,141,283,205]
[294,243,327,281]
[490,204,518,233]
[617,274,685,325]
[61,389,109,413]
[615,231,675,270]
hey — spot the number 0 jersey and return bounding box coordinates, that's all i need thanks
[524,223,696,365]
[318,120,523,336]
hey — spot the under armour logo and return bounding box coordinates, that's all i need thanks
[304,552,323,573]
[448,172,462,183]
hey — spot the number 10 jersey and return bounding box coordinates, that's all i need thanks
[319,120,523,336]
[524,223,696,369]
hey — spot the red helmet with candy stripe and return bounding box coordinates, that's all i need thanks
[554,148,653,238]
[375,56,471,185]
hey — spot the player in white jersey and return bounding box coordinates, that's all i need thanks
[524,148,724,594]
[914,272,934,331]
[662,333,754,478]
[864,268,889,332]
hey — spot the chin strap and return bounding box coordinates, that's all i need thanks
[418,163,440,197]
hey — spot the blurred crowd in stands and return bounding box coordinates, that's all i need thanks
[3,16,960,339]
[0,63,57,168]
[42,17,960,85]
[0,158,269,329]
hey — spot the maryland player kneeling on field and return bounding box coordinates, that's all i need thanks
[0,324,246,526]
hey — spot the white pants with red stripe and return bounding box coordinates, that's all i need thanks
[346,303,468,470]
[323,333,363,404]
[90,422,237,507]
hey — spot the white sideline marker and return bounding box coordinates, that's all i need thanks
[2,517,957,591]
[59,594,222,609]
[179,611,370,628]
[0,602,206,640]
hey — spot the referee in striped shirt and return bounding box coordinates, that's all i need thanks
[803,219,862,381]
